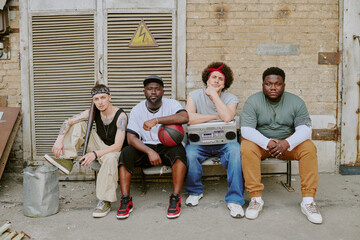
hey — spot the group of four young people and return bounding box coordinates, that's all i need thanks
[45,62,323,224]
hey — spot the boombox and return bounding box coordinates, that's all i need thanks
[187,120,238,145]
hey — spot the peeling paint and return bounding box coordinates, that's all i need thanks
[343,162,360,166]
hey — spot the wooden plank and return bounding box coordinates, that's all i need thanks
[0,107,22,180]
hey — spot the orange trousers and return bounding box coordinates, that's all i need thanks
[241,138,318,198]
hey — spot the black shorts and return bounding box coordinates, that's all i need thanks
[119,144,187,174]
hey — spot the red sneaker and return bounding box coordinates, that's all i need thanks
[167,194,181,219]
[116,195,133,219]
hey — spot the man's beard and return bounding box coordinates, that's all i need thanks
[146,95,162,106]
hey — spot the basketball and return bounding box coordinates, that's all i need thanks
[158,124,184,147]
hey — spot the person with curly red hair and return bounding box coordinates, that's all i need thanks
[185,62,245,218]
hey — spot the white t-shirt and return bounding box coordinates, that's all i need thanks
[127,98,185,145]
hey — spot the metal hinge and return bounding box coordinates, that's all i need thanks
[318,51,341,65]
[312,128,339,141]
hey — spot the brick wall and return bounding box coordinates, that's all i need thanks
[3,0,340,174]
[1,0,22,173]
[186,0,339,116]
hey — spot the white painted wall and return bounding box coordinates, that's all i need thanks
[340,0,360,165]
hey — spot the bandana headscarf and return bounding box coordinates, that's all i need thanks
[208,64,225,80]
[91,88,110,97]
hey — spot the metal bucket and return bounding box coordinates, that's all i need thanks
[23,166,59,217]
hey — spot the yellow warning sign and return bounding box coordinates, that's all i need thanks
[129,20,158,47]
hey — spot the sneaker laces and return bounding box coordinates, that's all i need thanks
[169,194,179,209]
[188,195,199,201]
[95,200,105,210]
[229,203,242,211]
[248,199,260,210]
[305,202,320,214]
[119,196,130,210]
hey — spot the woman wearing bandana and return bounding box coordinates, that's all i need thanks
[44,84,127,218]
[185,62,245,218]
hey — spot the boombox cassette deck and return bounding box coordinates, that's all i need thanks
[187,120,238,145]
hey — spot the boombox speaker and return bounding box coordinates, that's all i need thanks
[187,120,238,145]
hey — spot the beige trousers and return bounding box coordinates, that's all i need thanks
[241,138,319,198]
[63,122,120,202]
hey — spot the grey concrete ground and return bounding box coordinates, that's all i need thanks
[0,173,359,240]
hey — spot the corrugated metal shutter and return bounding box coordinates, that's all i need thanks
[31,14,95,157]
[107,13,173,113]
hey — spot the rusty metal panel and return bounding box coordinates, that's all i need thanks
[0,107,22,180]
[0,96,7,107]
[318,52,341,65]
[341,1,360,166]
[312,128,338,141]
[0,107,20,155]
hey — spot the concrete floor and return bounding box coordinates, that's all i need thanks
[0,173,359,240]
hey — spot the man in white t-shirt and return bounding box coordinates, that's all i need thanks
[117,75,188,219]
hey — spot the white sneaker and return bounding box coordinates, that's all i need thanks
[301,202,323,224]
[185,193,203,207]
[245,198,264,220]
[227,203,244,218]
